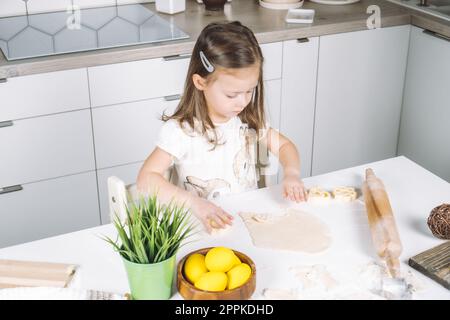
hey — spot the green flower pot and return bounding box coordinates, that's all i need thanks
[122,254,176,300]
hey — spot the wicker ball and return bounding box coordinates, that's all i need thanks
[427,203,450,239]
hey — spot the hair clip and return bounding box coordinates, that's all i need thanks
[199,50,214,73]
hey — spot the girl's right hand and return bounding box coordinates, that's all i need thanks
[190,197,234,233]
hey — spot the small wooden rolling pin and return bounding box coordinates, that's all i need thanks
[362,168,403,278]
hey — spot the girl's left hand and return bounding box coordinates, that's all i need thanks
[282,174,308,202]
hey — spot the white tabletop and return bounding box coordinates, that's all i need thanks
[1,156,449,299]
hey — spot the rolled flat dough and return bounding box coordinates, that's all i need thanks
[239,208,332,253]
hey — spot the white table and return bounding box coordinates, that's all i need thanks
[1,156,449,299]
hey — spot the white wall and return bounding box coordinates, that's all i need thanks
[0,0,154,17]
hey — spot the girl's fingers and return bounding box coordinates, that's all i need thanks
[289,191,295,202]
[210,213,226,228]
[223,211,234,222]
[203,219,213,234]
[301,188,308,201]
[294,188,301,202]
[219,210,233,226]
[296,186,306,202]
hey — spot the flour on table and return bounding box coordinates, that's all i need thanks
[239,208,332,253]
[261,262,424,300]
[262,288,299,300]
[289,264,338,290]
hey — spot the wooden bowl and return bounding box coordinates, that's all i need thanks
[177,247,256,300]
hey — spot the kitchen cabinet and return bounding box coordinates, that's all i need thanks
[0,68,98,248]
[0,171,100,248]
[87,54,191,108]
[0,68,89,122]
[279,37,319,179]
[92,98,179,169]
[397,26,450,182]
[312,25,410,175]
[0,110,96,187]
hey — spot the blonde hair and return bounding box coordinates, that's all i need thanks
[162,21,266,147]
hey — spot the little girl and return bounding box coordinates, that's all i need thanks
[137,21,307,233]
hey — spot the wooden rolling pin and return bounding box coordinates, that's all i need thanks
[362,168,403,278]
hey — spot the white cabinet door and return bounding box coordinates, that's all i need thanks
[88,55,190,107]
[280,37,319,178]
[0,68,90,122]
[265,79,281,131]
[0,171,100,248]
[263,79,282,185]
[92,97,179,169]
[398,26,450,182]
[0,109,96,186]
[261,42,282,81]
[312,26,410,175]
[97,161,143,224]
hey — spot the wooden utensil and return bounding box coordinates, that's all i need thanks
[362,168,403,278]
[409,241,450,289]
[0,259,76,289]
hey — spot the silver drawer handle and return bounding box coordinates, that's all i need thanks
[0,185,23,195]
[0,78,7,83]
[423,29,450,42]
[163,54,191,61]
[297,38,310,43]
[0,120,13,128]
[163,94,181,101]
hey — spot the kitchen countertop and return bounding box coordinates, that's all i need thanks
[0,156,449,299]
[0,0,449,79]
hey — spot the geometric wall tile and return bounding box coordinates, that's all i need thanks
[78,6,116,30]
[140,15,181,42]
[55,27,97,53]
[118,4,153,25]
[8,27,53,59]
[0,16,27,40]
[0,40,8,58]
[0,4,188,60]
[29,11,68,35]
[98,17,139,47]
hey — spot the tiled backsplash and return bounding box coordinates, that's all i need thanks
[0,0,154,18]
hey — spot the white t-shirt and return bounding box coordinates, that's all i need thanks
[156,117,271,200]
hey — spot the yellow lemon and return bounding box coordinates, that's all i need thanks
[194,271,228,292]
[183,253,208,284]
[205,247,236,272]
[232,254,241,267]
[227,263,252,290]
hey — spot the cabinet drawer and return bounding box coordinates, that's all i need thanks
[92,97,179,169]
[0,68,90,122]
[0,110,96,186]
[97,162,143,224]
[88,55,190,107]
[261,42,282,81]
[0,171,100,248]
